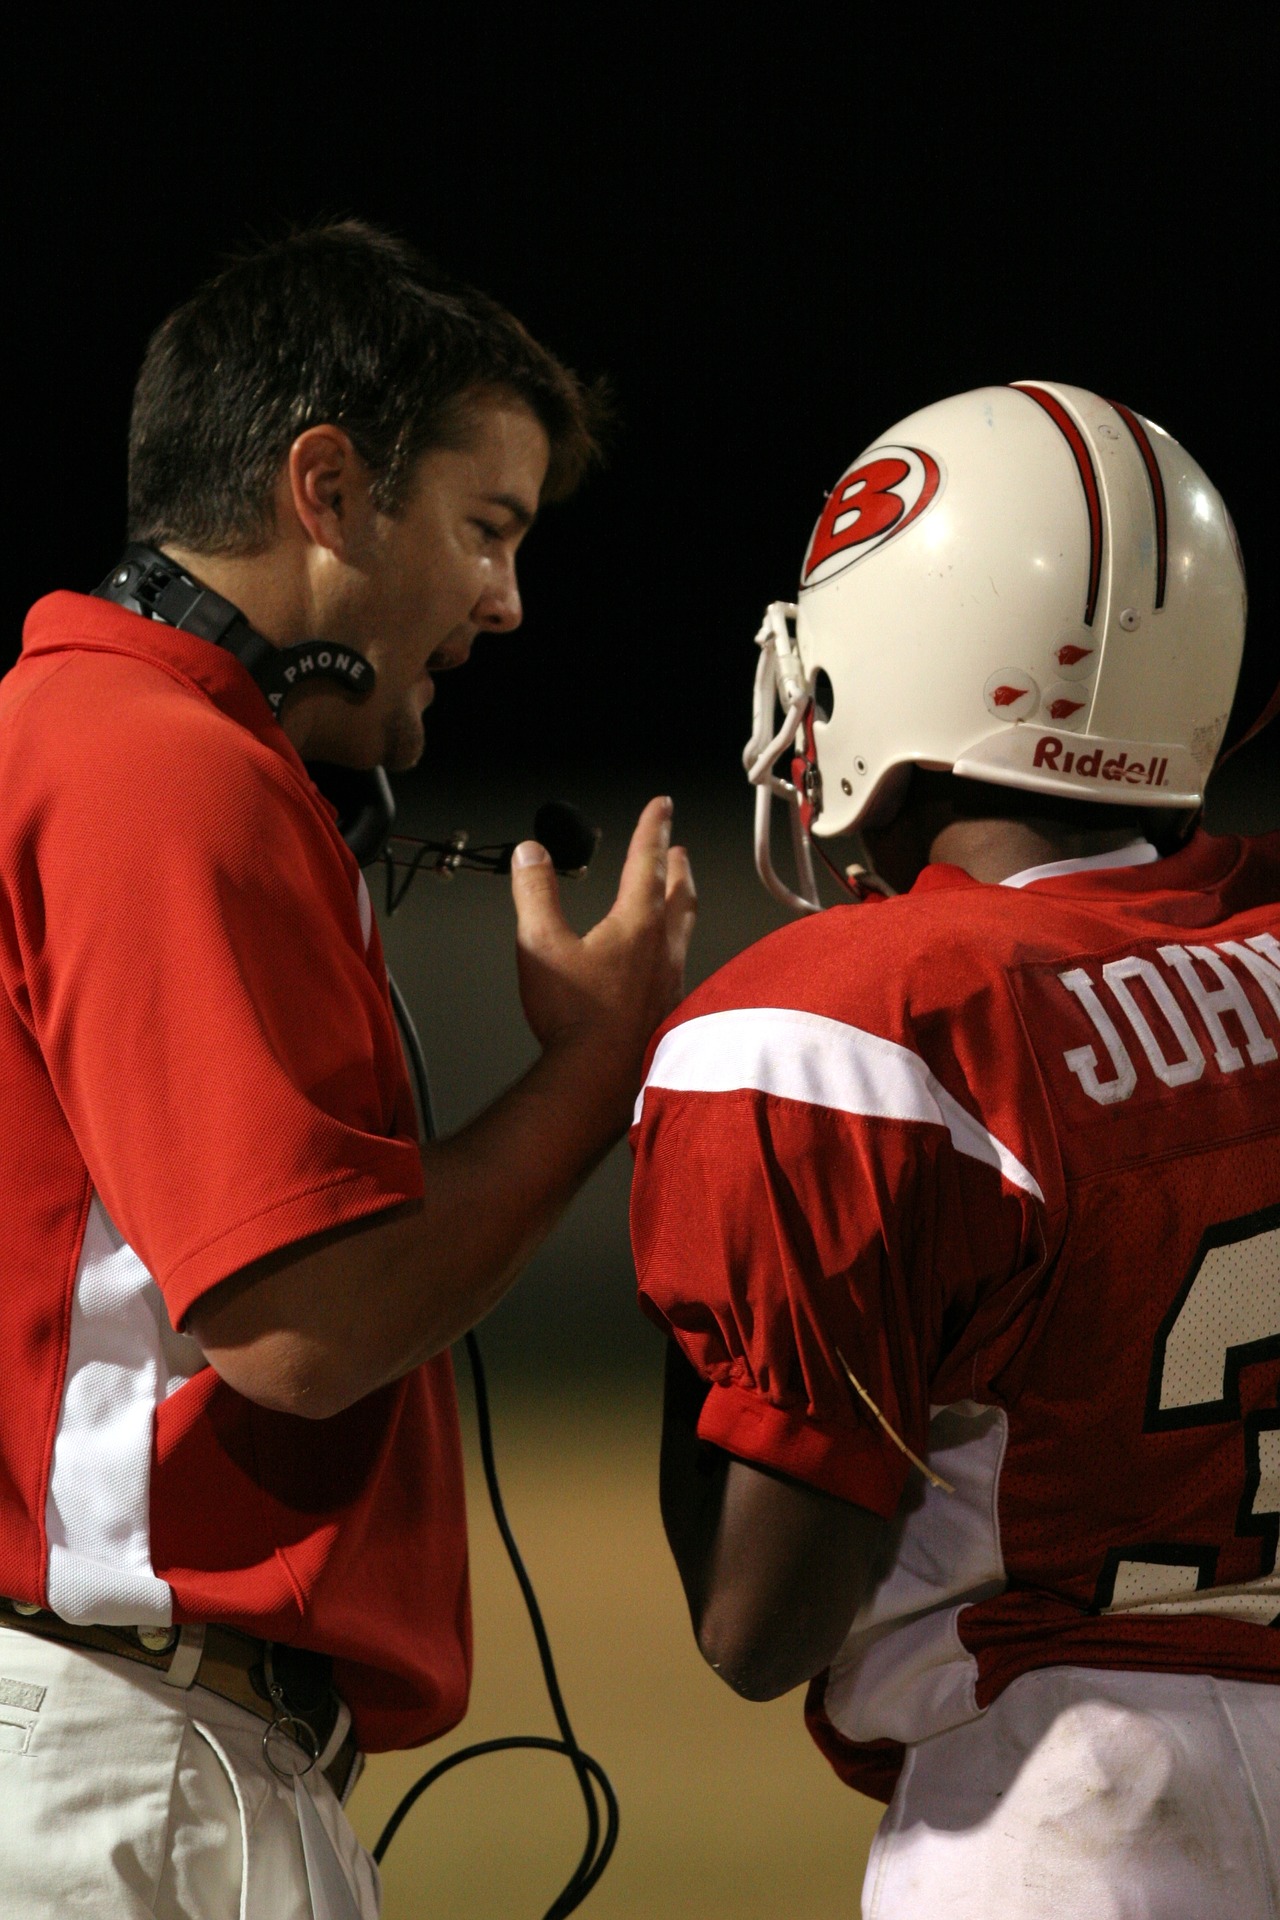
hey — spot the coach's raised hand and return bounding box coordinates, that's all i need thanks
[190,799,696,1417]
[511,795,697,1122]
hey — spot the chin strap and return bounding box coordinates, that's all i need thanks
[93,544,376,716]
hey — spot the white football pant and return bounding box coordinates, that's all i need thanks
[864,1664,1279,1918]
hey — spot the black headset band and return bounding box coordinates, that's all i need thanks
[93,544,376,714]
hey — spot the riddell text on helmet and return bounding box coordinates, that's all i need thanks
[1033,735,1169,788]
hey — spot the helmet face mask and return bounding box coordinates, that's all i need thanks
[744,601,822,914]
[746,381,1248,913]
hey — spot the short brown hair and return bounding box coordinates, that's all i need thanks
[127,220,607,554]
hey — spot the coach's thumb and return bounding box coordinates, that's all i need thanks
[511,840,565,944]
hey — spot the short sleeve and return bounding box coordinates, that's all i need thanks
[630,1015,1032,1516]
[12,685,423,1323]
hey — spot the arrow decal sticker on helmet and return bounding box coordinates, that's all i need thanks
[1012,384,1104,627]
[983,672,1040,720]
[1109,399,1169,610]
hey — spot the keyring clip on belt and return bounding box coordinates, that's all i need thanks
[261,1645,320,1782]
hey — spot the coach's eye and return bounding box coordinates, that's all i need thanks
[473,519,503,543]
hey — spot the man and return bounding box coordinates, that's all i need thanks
[0,221,695,1917]
[631,383,1280,1916]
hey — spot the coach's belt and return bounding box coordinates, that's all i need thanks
[0,1597,360,1800]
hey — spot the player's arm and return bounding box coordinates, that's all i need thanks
[187,797,696,1418]
[660,1343,889,1701]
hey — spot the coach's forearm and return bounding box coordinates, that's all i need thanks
[188,1033,634,1417]
[191,795,696,1415]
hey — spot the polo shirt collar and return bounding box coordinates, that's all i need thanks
[22,590,282,747]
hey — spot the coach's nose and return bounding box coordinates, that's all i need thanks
[474,553,523,633]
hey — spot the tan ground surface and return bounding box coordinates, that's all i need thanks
[347,1390,881,1920]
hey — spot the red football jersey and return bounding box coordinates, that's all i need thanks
[0,593,470,1753]
[631,833,1280,1801]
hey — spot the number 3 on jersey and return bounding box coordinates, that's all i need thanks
[1095,1203,1280,1625]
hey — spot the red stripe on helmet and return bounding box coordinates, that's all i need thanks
[1012,384,1104,626]
[1109,400,1169,610]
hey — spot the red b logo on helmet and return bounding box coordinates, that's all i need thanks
[802,445,942,587]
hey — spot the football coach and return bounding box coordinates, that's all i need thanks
[0,220,695,1917]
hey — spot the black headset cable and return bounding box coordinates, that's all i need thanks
[378,971,620,1916]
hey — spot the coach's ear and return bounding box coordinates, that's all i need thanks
[283,426,378,560]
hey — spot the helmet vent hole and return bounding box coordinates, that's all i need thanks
[812,670,835,724]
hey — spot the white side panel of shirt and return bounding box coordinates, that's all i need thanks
[356,871,373,950]
[45,1194,207,1626]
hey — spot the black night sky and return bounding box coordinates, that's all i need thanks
[7,12,1276,800]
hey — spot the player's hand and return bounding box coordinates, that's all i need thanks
[510,795,696,1100]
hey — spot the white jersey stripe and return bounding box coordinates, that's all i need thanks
[638,1007,1043,1201]
[45,1195,207,1626]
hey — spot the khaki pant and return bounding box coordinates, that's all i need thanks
[0,1625,380,1919]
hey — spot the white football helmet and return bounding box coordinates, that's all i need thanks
[746,381,1248,912]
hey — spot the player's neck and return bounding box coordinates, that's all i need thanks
[927,815,1144,886]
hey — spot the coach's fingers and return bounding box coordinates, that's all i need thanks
[510,841,570,952]
[665,845,697,966]
[665,843,696,906]
[613,796,673,927]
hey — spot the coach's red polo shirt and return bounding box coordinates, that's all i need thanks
[0,592,469,1752]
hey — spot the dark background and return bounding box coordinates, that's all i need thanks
[7,13,1276,1385]
[7,12,1276,784]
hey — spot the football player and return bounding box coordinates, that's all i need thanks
[630,384,1280,1917]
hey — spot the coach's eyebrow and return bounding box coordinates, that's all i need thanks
[483,491,537,531]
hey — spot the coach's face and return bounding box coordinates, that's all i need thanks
[289,393,549,770]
